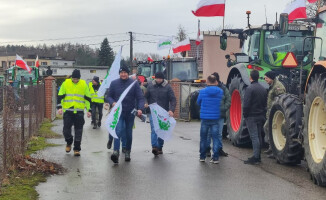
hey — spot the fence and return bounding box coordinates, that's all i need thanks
[178,82,205,121]
[0,77,45,177]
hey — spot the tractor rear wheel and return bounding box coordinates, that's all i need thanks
[269,94,303,164]
[227,76,251,146]
[303,74,326,186]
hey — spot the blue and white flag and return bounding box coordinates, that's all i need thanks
[106,81,137,139]
[149,103,176,141]
[98,46,122,97]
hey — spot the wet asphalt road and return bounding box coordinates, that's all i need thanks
[36,117,326,200]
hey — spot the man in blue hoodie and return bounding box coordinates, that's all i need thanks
[197,75,224,164]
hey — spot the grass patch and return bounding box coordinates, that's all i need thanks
[0,172,46,200]
[55,114,63,120]
[25,137,58,156]
[37,119,61,138]
[0,119,63,200]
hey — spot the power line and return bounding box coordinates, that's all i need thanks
[134,32,174,38]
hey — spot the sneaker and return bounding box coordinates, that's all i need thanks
[125,151,131,162]
[65,144,72,153]
[264,148,272,154]
[199,158,205,162]
[244,157,261,165]
[98,122,101,127]
[158,148,163,154]
[111,151,119,164]
[210,158,219,164]
[74,150,80,156]
[152,147,159,156]
[219,149,228,157]
[107,140,112,149]
[93,124,97,129]
[122,147,126,153]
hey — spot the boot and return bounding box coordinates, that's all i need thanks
[111,150,119,164]
[125,150,131,162]
[152,147,159,156]
[65,144,72,153]
[93,124,97,129]
[219,148,228,157]
[98,121,101,127]
[158,148,163,154]
[74,150,80,156]
[107,139,113,149]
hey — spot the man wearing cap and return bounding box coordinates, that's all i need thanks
[263,71,286,158]
[145,71,176,156]
[89,76,104,129]
[107,66,145,163]
[57,69,92,156]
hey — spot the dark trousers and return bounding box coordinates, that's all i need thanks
[63,111,85,151]
[91,103,103,124]
[245,116,264,159]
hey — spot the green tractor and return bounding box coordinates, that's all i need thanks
[221,13,314,147]
[7,66,39,86]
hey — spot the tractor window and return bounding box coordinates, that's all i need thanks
[138,64,151,77]
[170,62,198,81]
[16,68,36,82]
[243,31,260,61]
[315,11,326,61]
[264,31,313,66]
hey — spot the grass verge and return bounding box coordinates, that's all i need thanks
[0,119,64,200]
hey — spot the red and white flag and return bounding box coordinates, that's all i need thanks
[283,0,307,22]
[307,0,317,3]
[172,39,191,54]
[192,0,225,17]
[35,55,40,68]
[147,55,154,62]
[196,22,201,46]
[15,54,32,73]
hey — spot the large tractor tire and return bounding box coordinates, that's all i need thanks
[227,76,251,146]
[269,94,303,164]
[303,74,326,186]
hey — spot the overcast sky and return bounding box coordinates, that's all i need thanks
[0,0,291,58]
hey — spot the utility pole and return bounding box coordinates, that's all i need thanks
[129,31,133,68]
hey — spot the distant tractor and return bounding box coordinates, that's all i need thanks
[6,66,39,86]
[221,12,314,146]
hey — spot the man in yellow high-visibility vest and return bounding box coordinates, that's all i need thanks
[89,76,104,129]
[57,69,91,156]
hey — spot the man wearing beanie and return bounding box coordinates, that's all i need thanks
[89,76,104,129]
[57,69,92,156]
[107,66,145,164]
[145,71,176,156]
[263,71,286,158]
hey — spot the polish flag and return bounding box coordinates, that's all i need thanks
[283,0,307,22]
[307,0,317,3]
[172,39,191,54]
[15,54,32,73]
[35,55,40,68]
[192,0,225,17]
[196,28,201,46]
[147,55,154,62]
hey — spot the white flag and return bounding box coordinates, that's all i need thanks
[106,81,137,138]
[157,37,173,50]
[98,46,122,97]
[149,103,176,141]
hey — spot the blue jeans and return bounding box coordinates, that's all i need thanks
[207,118,224,151]
[200,119,220,160]
[245,116,264,159]
[113,113,135,151]
[149,115,164,149]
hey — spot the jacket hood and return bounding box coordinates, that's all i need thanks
[205,86,220,96]
[152,79,168,87]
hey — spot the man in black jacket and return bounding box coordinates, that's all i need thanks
[107,66,145,164]
[145,72,176,155]
[243,70,267,165]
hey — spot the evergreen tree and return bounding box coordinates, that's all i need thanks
[98,38,114,66]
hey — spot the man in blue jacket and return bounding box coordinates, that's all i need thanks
[107,66,145,164]
[197,75,223,164]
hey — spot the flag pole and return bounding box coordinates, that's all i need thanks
[197,19,200,59]
[222,0,226,29]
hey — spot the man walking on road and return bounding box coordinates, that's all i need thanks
[107,66,145,164]
[263,71,286,158]
[89,76,104,129]
[57,69,92,156]
[145,72,176,156]
[243,70,267,165]
[206,72,231,158]
[197,75,223,164]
